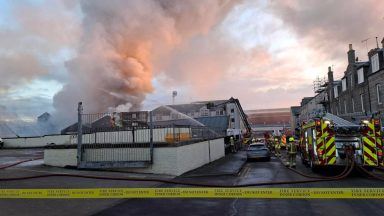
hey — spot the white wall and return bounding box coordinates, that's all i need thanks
[3,135,72,148]
[44,138,225,176]
[44,148,77,167]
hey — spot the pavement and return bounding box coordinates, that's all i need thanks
[181,150,247,177]
[1,148,384,216]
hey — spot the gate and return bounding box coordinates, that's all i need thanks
[76,102,153,169]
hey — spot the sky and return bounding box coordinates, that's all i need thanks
[0,0,384,123]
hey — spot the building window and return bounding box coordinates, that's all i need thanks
[171,113,179,119]
[231,118,235,122]
[344,100,347,114]
[377,84,383,104]
[230,108,234,113]
[372,53,380,73]
[334,86,339,98]
[216,110,224,116]
[357,68,364,84]
[342,78,347,91]
[360,94,365,112]
[352,98,355,113]
[201,109,209,117]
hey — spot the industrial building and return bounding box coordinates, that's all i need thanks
[152,97,251,139]
[246,108,291,136]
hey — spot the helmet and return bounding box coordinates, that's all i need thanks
[289,137,294,142]
[274,138,278,141]
[230,137,234,140]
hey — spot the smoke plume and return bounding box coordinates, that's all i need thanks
[53,0,240,123]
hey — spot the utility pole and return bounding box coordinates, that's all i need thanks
[77,102,83,167]
[376,37,379,48]
[172,91,177,105]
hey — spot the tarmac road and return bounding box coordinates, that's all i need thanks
[1,149,384,216]
[94,155,384,216]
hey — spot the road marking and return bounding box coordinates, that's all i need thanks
[0,188,383,199]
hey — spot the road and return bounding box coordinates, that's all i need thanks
[1,149,384,216]
[94,156,384,216]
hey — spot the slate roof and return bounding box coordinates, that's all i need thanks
[195,116,229,130]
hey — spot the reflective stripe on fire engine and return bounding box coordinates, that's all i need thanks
[362,136,378,166]
[322,120,336,165]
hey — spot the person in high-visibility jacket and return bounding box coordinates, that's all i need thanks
[230,136,236,153]
[286,137,297,167]
[274,138,281,157]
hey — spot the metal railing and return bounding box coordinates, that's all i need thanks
[76,103,225,169]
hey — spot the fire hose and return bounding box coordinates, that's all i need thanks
[277,152,354,180]
[0,157,354,187]
[357,166,384,181]
[0,157,43,170]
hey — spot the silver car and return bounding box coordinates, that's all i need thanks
[246,143,271,161]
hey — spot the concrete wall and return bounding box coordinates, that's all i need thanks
[44,148,77,167]
[3,135,72,148]
[44,138,225,176]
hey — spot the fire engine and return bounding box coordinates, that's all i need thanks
[299,113,383,170]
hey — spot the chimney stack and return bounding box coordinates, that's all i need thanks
[381,37,384,48]
[327,66,334,84]
[327,66,335,108]
[348,44,355,64]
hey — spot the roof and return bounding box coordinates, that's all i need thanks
[323,113,358,127]
[195,116,229,130]
[0,123,17,138]
[246,108,290,115]
[152,119,203,127]
[167,103,206,113]
[354,61,370,68]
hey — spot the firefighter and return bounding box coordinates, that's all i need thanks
[286,137,297,167]
[274,138,281,157]
[230,136,236,153]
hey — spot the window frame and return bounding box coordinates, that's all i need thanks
[377,84,383,105]
[360,94,365,112]
[342,78,347,91]
[372,53,380,73]
[357,68,364,84]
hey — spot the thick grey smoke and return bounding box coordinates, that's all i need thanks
[268,0,384,61]
[53,0,241,124]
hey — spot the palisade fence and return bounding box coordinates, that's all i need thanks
[76,102,226,169]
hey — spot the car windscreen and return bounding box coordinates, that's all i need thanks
[248,145,266,150]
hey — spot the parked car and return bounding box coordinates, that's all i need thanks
[246,143,270,161]
[0,137,3,148]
